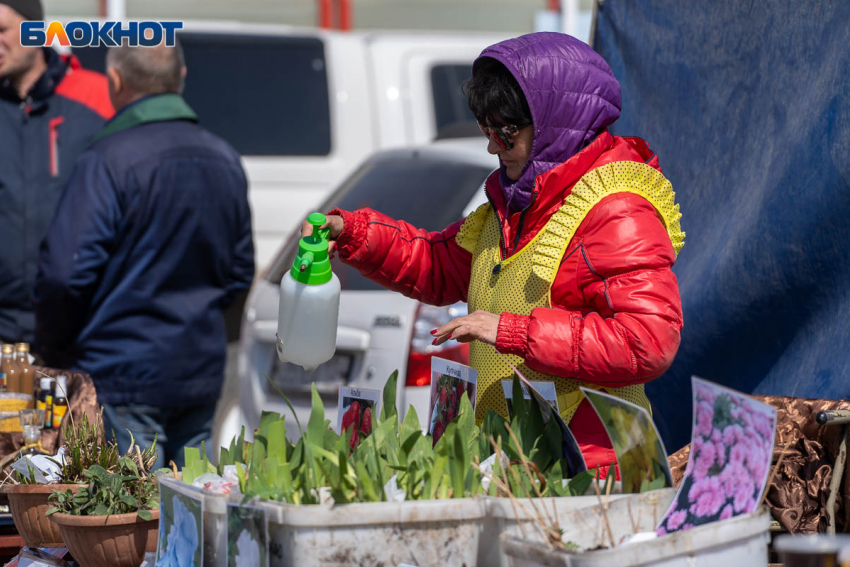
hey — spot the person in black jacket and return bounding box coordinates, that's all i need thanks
[0,0,113,344]
[34,41,255,468]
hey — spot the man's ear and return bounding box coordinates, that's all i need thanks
[106,66,122,94]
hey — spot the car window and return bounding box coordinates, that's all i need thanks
[431,64,479,140]
[266,153,493,290]
[72,33,331,156]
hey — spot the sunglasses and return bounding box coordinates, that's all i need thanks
[478,122,530,151]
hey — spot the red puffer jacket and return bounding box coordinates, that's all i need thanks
[330,130,683,471]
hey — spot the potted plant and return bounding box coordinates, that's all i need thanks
[2,411,118,548]
[189,373,598,566]
[46,438,159,567]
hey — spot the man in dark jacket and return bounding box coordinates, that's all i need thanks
[34,41,254,468]
[0,0,113,344]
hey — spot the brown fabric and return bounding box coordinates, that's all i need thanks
[667,395,850,534]
[0,367,99,460]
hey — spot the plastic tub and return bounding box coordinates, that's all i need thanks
[502,488,771,567]
[483,494,630,567]
[157,475,228,567]
[261,497,488,566]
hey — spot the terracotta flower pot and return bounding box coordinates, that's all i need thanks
[2,484,84,548]
[50,509,159,567]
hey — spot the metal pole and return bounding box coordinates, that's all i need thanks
[106,0,126,21]
[561,0,578,37]
[318,0,332,29]
[827,425,849,535]
[339,0,351,31]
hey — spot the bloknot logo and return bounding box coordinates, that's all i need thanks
[20,21,183,47]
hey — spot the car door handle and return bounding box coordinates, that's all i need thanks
[251,320,370,352]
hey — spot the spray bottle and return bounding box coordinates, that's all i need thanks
[277,213,341,371]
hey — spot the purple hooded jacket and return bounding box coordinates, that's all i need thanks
[475,32,622,211]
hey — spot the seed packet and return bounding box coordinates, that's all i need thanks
[656,377,777,535]
[227,502,268,567]
[337,387,381,449]
[429,357,478,446]
[502,379,559,417]
[580,387,672,493]
[157,480,204,567]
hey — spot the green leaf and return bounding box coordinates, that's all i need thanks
[184,446,201,468]
[263,374,304,436]
[137,508,152,521]
[260,411,283,432]
[380,370,398,423]
[400,404,420,441]
[252,435,268,466]
[267,420,287,462]
[449,430,465,498]
[219,447,233,468]
[306,384,326,443]
[566,469,594,497]
[511,376,528,421]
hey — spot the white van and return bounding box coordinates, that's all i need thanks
[72,22,511,267]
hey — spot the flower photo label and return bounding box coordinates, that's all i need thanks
[656,377,777,535]
[428,357,478,446]
[226,502,269,567]
[581,387,673,494]
[156,480,204,567]
[337,386,382,450]
[502,379,559,418]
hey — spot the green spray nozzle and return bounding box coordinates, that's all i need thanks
[299,252,314,272]
[307,212,331,243]
[291,213,333,285]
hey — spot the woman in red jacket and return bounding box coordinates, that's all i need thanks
[305,32,685,471]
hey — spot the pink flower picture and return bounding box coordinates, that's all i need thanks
[656,377,777,536]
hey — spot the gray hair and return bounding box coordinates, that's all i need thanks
[105,39,185,96]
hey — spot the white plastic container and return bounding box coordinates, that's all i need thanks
[158,475,228,567]
[276,212,340,372]
[261,497,488,566]
[501,488,771,567]
[483,493,630,567]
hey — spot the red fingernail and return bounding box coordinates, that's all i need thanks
[430,330,437,335]
[448,334,453,339]
[431,339,437,345]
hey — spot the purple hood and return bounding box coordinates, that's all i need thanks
[476,32,622,211]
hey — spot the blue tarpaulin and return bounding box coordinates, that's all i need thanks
[593,0,850,450]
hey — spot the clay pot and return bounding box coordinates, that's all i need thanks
[50,509,159,567]
[3,484,84,548]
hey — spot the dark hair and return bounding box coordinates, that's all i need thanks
[106,39,185,96]
[462,57,532,128]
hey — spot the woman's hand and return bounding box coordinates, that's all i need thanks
[301,214,344,239]
[301,214,344,256]
[431,310,500,347]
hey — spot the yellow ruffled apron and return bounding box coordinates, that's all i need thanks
[455,161,685,423]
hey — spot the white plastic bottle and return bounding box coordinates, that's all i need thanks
[277,212,341,372]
